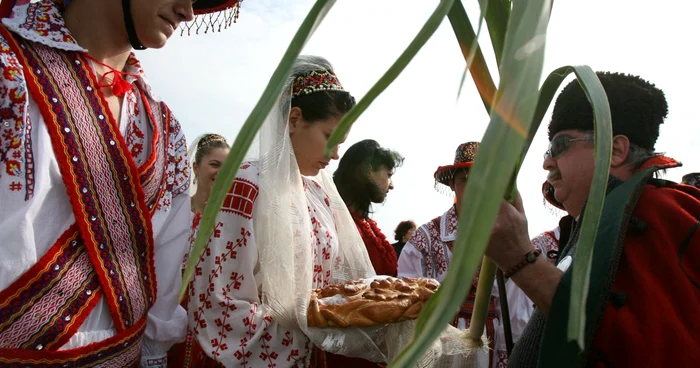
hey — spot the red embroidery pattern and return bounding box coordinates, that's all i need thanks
[187,167,332,367]
[162,116,189,204]
[191,221,244,358]
[124,91,145,160]
[0,35,32,199]
[410,213,452,278]
[221,178,259,219]
[8,1,78,46]
[532,230,559,263]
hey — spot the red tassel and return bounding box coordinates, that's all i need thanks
[84,54,139,98]
[110,72,132,98]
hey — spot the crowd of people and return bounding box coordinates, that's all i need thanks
[0,0,698,367]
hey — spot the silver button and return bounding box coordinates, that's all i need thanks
[82,188,88,194]
[3,121,9,127]
[99,244,104,249]
[36,344,43,350]
[90,216,96,221]
[65,315,71,322]
[52,98,58,103]
[75,60,81,65]
[54,265,59,271]
[109,140,115,146]
[98,115,104,120]
[86,290,92,296]
[72,156,78,162]
[64,127,70,133]
[86,86,92,91]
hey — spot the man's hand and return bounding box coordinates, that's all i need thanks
[486,190,563,314]
[485,190,533,271]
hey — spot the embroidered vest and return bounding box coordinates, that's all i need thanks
[0,26,171,367]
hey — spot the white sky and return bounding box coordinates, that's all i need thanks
[139,0,699,240]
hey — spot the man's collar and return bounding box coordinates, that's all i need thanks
[3,0,159,101]
[3,0,83,52]
[440,205,458,242]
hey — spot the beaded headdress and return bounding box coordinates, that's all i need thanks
[292,70,344,97]
[197,134,228,151]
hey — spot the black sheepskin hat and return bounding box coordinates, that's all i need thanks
[548,72,668,151]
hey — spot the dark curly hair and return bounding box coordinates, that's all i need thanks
[394,220,416,242]
[333,139,404,217]
[548,71,668,151]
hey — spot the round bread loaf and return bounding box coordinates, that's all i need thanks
[307,276,440,328]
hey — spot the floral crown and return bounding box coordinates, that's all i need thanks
[292,70,344,97]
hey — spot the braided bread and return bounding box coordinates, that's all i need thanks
[307,276,440,328]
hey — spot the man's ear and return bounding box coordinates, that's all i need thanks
[610,135,631,168]
[288,107,303,134]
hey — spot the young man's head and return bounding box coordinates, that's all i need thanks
[60,0,243,51]
[543,72,668,217]
[333,139,404,217]
[62,0,196,50]
[434,142,479,214]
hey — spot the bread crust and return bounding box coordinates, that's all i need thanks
[307,277,439,328]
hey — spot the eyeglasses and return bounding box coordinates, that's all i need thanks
[544,134,593,160]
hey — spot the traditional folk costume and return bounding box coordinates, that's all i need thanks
[182,60,392,367]
[397,142,558,368]
[510,156,700,367]
[0,0,239,366]
[182,162,337,367]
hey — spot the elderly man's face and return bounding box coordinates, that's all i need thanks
[542,129,595,217]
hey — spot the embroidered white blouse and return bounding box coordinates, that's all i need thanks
[188,162,339,367]
[0,1,190,365]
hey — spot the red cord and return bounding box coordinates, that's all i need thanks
[84,54,140,98]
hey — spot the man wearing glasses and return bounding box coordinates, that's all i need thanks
[484,72,700,367]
